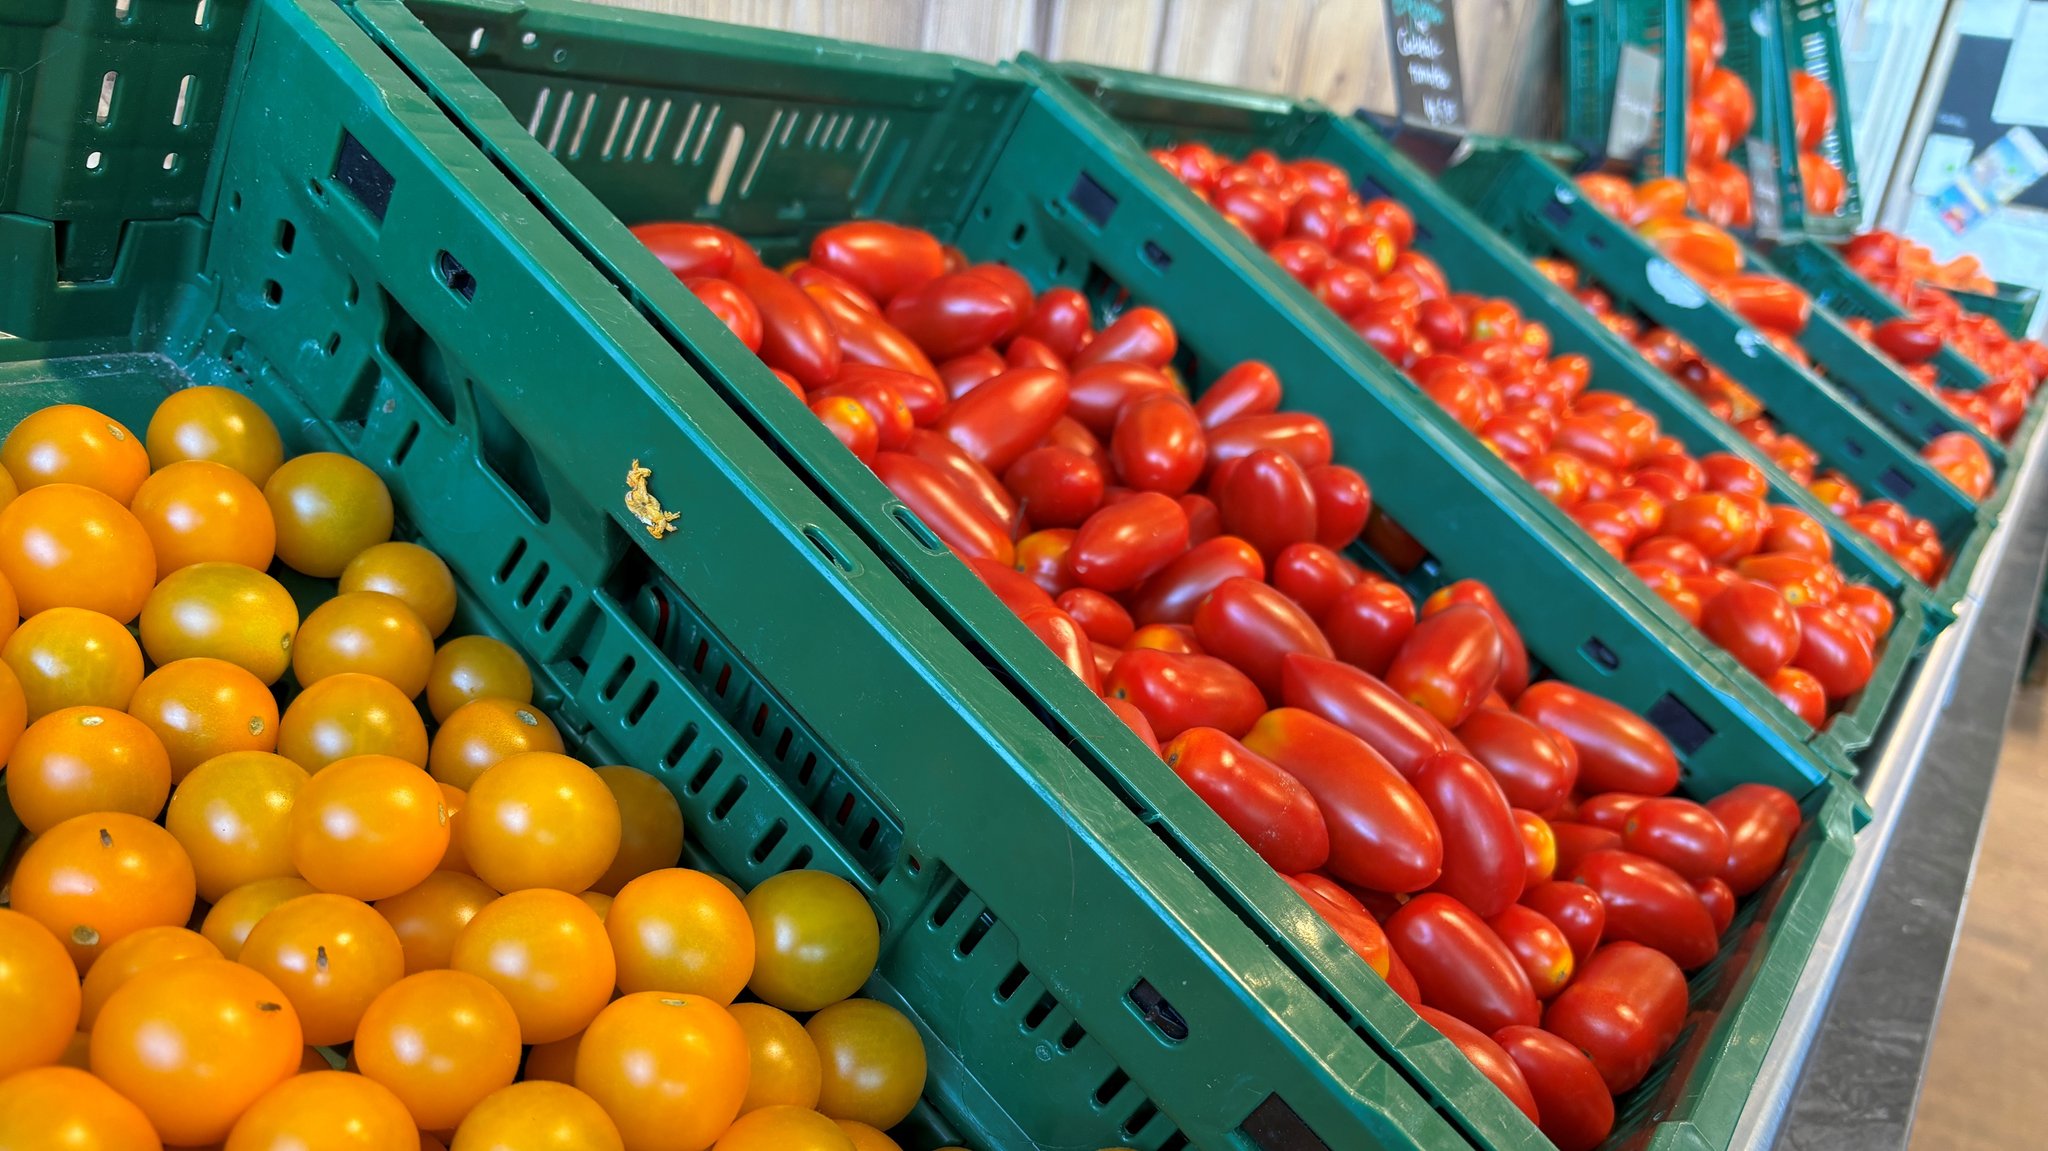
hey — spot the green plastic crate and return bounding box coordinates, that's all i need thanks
[1040,58,1943,759]
[1950,282,2040,339]
[1562,0,1689,179]
[329,2,1868,1148]
[0,4,1522,1148]
[1717,0,1863,239]
[1767,238,2048,520]
[1439,143,1996,609]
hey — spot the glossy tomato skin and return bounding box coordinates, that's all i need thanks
[1872,317,1941,365]
[1521,880,1605,966]
[1207,412,1335,471]
[939,367,1068,473]
[810,289,940,382]
[871,452,1014,565]
[1196,362,1283,429]
[1385,605,1503,728]
[1543,941,1689,1093]
[1192,577,1333,702]
[1102,697,1161,753]
[1454,708,1578,816]
[1701,581,1800,678]
[1322,579,1419,676]
[1486,903,1575,1000]
[1057,589,1134,649]
[1570,849,1719,969]
[1413,1006,1541,1124]
[1386,894,1539,1033]
[1126,537,1266,625]
[632,222,739,279]
[1552,823,1624,878]
[1067,363,1177,438]
[1015,529,1077,597]
[1112,395,1209,496]
[1104,649,1266,740]
[1072,307,1177,370]
[1163,728,1329,873]
[1069,494,1190,593]
[1307,465,1372,550]
[1017,606,1098,693]
[966,558,1053,617]
[1515,681,1681,796]
[1279,653,1459,779]
[1020,287,1093,359]
[808,221,946,304]
[731,261,841,389]
[1003,445,1104,529]
[1621,798,1731,882]
[814,377,914,452]
[1769,665,1829,728]
[1494,1026,1616,1151]
[1791,603,1876,699]
[1243,708,1443,893]
[940,348,1007,398]
[1269,543,1359,621]
[1420,581,1530,700]
[1707,783,1802,895]
[685,278,764,352]
[1214,449,1319,562]
[901,430,1016,531]
[1515,809,1557,889]
[885,272,1024,361]
[1416,750,1526,917]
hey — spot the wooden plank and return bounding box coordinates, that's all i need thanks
[1296,0,1392,115]
[1153,0,1314,94]
[1042,0,1168,71]
[919,0,1041,60]
[787,0,926,47]
[574,0,797,25]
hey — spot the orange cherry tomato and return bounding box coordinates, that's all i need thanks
[11,812,197,972]
[293,591,436,697]
[238,893,408,1046]
[3,606,145,720]
[340,541,459,636]
[0,908,81,1078]
[0,403,150,502]
[289,753,450,901]
[429,698,566,791]
[225,1069,419,1151]
[78,924,221,1030]
[607,868,756,1004]
[573,992,750,1151]
[730,1002,824,1115]
[0,484,155,622]
[128,459,277,579]
[201,877,318,961]
[146,385,286,484]
[375,869,498,974]
[277,673,430,771]
[263,452,395,578]
[461,751,621,894]
[353,969,523,1132]
[0,1065,162,1151]
[806,999,927,1130]
[591,765,686,895]
[7,706,171,834]
[138,561,300,685]
[128,658,282,783]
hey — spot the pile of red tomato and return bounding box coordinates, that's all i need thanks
[1840,229,2046,446]
[0,393,943,1151]
[632,217,1811,1148]
[1682,0,1847,223]
[1145,138,1891,724]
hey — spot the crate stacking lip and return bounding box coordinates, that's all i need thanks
[1035,57,1942,762]
[0,2,1573,1148]
[1436,142,2001,618]
[337,2,1863,1149]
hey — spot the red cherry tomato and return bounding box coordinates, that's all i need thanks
[1244,708,1444,894]
[1071,307,1177,370]
[1003,446,1104,529]
[1707,783,1803,896]
[1701,580,1801,678]
[684,278,764,351]
[1553,823,1624,878]
[1162,728,1330,873]
[1279,653,1460,779]
[1018,605,1098,691]
[1306,465,1372,550]
[885,271,1027,361]
[1384,605,1503,729]
[1791,603,1876,699]
[938,366,1068,473]
[731,260,841,388]
[1695,876,1737,935]
[808,220,946,304]
[1416,750,1525,918]
[1103,649,1265,739]
[1386,894,1540,1033]
[1413,1006,1540,1124]
[1019,286,1094,359]
[1191,577,1333,702]
[1282,874,1393,976]
[1421,580,1530,700]
[1454,708,1577,817]
[1322,579,1418,677]
[1494,1026,1616,1151]
[1206,412,1335,471]
[1269,543,1360,621]
[1056,588,1134,649]
[1069,493,1191,593]
[1112,395,1209,496]
[1195,362,1283,429]
[1621,798,1732,882]
[1214,449,1319,562]
[1515,682,1680,796]
[872,451,1014,565]
[1066,363,1178,438]
[901,430,1018,531]
[1521,880,1605,967]
[1544,941,1689,1093]
[1127,536,1267,626]
[632,221,740,279]
[1486,902,1574,1000]
[1569,849,1719,969]
[1769,665,1829,728]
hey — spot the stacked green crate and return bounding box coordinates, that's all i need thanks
[0,2,1512,1146]
[1562,0,1690,179]
[325,1,1862,1148]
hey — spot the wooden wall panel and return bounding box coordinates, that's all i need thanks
[570,0,1561,137]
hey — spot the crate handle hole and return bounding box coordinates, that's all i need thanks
[1580,637,1619,671]
[85,151,104,172]
[276,220,296,255]
[1128,979,1189,1042]
[173,74,194,128]
[114,0,131,19]
[521,30,539,48]
[1141,240,1172,271]
[96,72,117,126]
[887,505,944,553]
[435,251,476,302]
[801,525,857,574]
[468,27,487,53]
[162,153,180,173]
[261,280,282,307]
[193,0,209,26]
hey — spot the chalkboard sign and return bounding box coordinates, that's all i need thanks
[1384,0,1467,131]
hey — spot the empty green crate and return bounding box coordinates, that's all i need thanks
[0,3,1522,1147]
[1562,0,1689,179]
[330,1,1864,1148]
[1037,58,1941,760]
[1439,143,1997,610]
